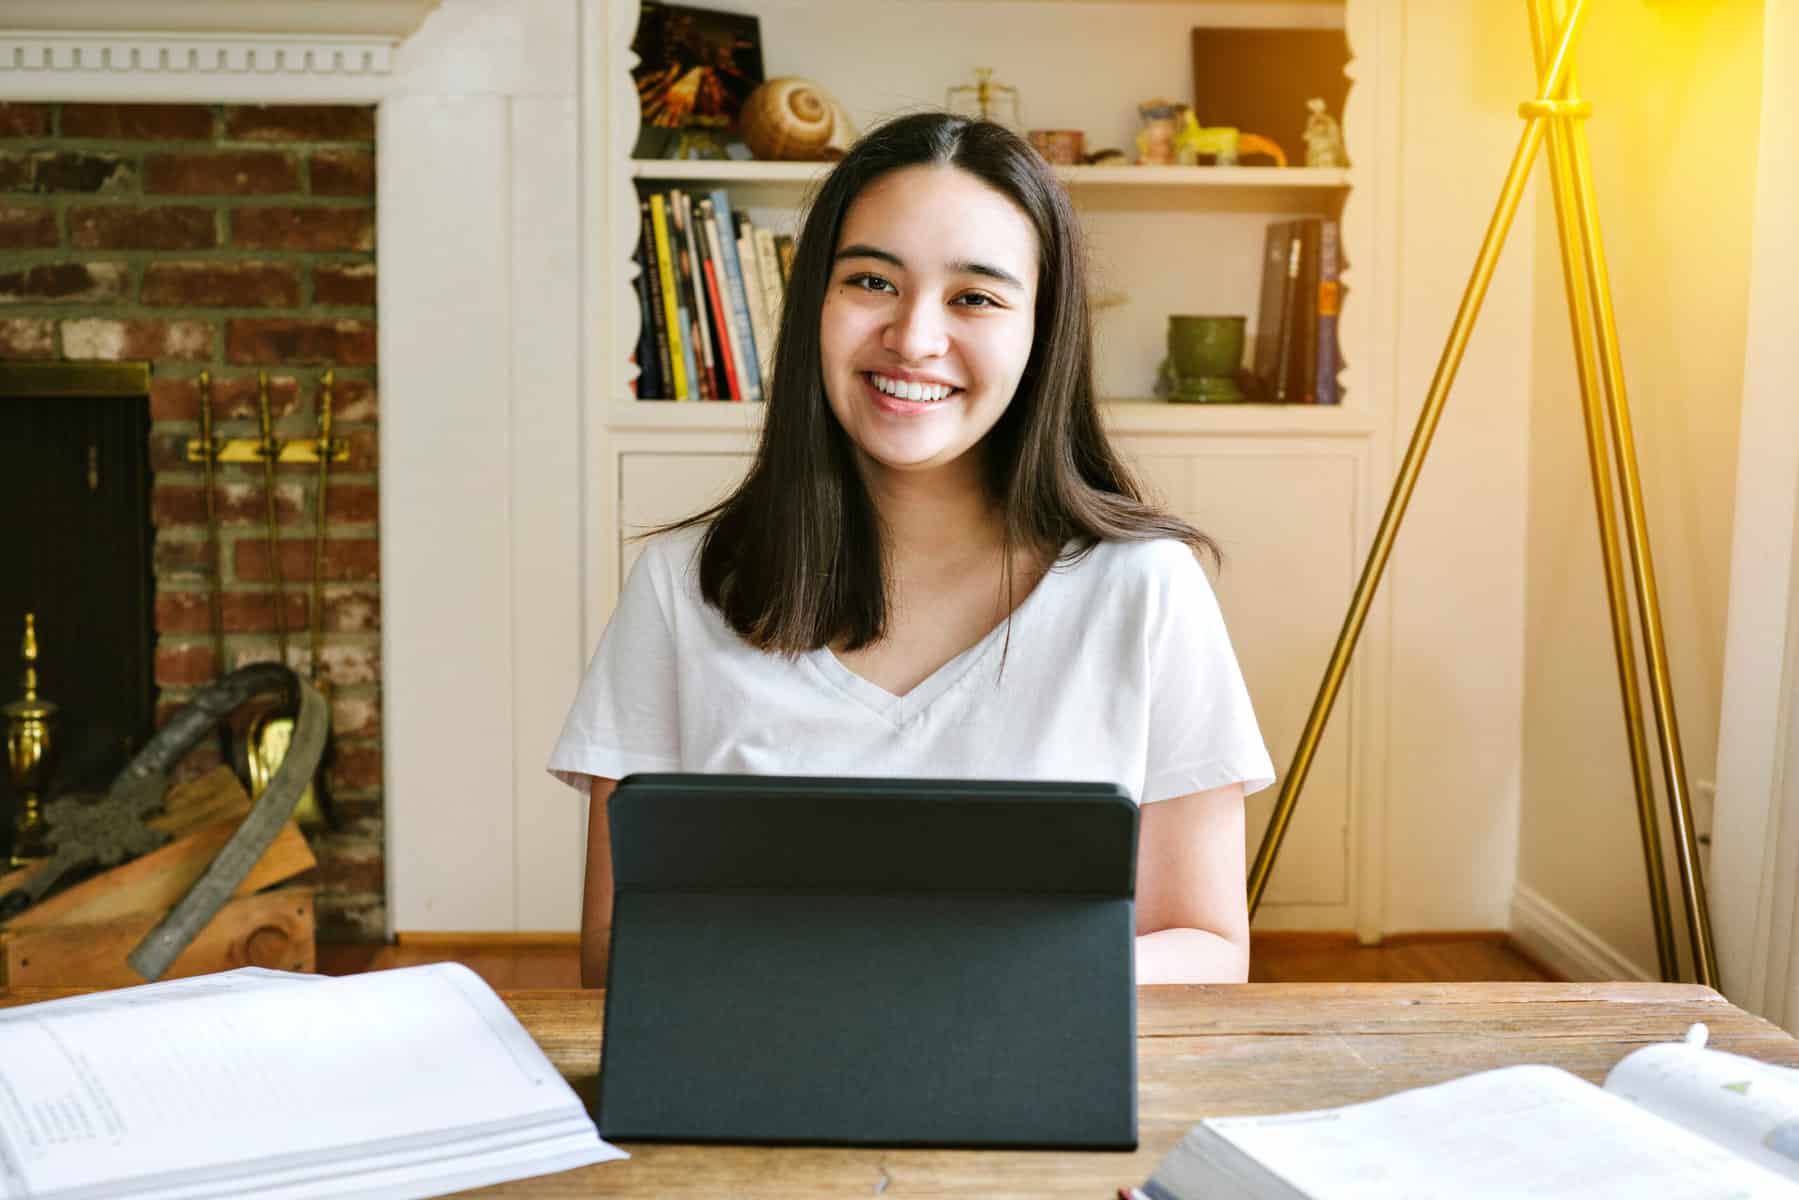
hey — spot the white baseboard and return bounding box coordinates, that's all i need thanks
[1510,884,1655,982]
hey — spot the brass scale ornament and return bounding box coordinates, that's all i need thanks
[1250,0,1716,986]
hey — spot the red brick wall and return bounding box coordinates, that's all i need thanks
[0,102,383,941]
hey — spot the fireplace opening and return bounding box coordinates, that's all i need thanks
[1,361,155,854]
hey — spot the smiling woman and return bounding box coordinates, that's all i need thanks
[548,112,1276,988]
[821,165,1039,477]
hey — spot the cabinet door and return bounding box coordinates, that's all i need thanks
[1116,439,1362,910]
[617,451,754,580]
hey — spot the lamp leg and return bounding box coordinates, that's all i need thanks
[1546,17,1719,988]
[1529,0,1679,982]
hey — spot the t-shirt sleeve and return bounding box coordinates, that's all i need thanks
[545,542,684,793]
[1141,545,1277,803]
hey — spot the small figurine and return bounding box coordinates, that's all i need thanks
[1303,97,1347,168]
[1137,100,1239,166]
[1135,101,1180,165]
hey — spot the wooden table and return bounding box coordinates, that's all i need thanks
[490,981,1799,1197]
[5,981,1796,1196]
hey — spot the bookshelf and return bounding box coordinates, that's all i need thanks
[583,0,1403,933]
[611,157,1361,431]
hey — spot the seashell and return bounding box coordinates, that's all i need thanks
[740,78,858,162]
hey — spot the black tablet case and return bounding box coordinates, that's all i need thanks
[596,774,1139,1150]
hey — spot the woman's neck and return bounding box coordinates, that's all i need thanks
[859,454,1005,571]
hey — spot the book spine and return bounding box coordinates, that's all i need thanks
[1251,220,1288,401]
[736,216,773,382]
[701,199,753,404]
[707,189,764,403]
[648,193,689,401]
[1316,217,1341,406]
[638,201,674,400]
[1273,225,1302,403]
[701,255,743,402]
[774,234,795,287]
[1293,217,1321,404]
[684,203,725,400]
[673,191,718,401]
[631,237,663,400]
[753,226,785,373]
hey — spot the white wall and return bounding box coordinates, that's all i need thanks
[1377,0,1536,932]
[1515,0,1765,980]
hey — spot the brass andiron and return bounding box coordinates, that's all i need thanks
[4,613,57,865]
[1247,0,1717,987]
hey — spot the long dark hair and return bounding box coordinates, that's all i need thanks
[661,111,1217,654]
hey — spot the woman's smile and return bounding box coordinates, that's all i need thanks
[862,370,964,415]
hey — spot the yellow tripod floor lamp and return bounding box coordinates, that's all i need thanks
[1248,0,1718,987]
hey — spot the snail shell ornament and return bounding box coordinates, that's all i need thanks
[740,78,858,161]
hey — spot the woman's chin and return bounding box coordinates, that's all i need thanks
[854,435,981,476]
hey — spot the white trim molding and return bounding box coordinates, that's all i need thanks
[0,1,439,39]
[1711,0,1799,1031]
[1511,884,1655,983]
[0,0,442,80]
[0,34,395,76]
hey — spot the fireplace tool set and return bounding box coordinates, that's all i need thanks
[189,369,347,832]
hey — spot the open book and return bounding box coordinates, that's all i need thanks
[1133,1025,1799,1200]
[0,962,624,1199]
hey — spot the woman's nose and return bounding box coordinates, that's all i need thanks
[882,297,949,362]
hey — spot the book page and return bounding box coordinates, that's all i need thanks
[0,963,622,1199]
[1605,1031,1799,1183]
[1203,1064,1795,1199]
[0,967,319,1026]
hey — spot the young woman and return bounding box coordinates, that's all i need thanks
[549,112,1274,988]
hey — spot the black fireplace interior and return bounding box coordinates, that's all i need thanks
[1,363,155,854]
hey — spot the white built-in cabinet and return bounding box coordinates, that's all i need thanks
[581,0,1403,934]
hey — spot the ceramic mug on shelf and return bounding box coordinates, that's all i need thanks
[1159,314,1246,403]
[1027,129,1085,165]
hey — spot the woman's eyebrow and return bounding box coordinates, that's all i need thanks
[834,243,1026,291]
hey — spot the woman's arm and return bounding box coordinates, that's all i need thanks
[1134,782,1250,984]
[581,777,619,989]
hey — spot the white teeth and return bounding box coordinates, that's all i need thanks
[870,373,953,402]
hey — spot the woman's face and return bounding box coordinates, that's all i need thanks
[819,165,1040,481]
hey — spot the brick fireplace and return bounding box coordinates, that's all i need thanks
[1,101,384,940]
[0,0,591,939]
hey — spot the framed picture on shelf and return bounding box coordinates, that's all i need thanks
[631,2,766,161]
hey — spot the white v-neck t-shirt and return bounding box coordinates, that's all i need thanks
[547,524,1275,805]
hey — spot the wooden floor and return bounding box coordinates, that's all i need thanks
[316,931,1557,990]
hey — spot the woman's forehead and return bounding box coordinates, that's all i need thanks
[836,165,1039,283]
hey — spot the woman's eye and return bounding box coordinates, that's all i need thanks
[953,292,999,308]
[845,273,894,294]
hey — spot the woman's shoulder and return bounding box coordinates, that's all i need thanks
[1062,535,1208,587]
[627,522,710,591]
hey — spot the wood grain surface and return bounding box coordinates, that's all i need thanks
[3,981,1789,1197]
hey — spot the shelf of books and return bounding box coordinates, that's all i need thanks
[622,177,1356,435]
